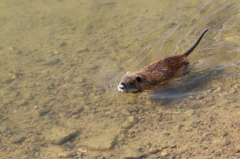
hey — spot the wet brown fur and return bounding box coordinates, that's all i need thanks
[118,29,209,93]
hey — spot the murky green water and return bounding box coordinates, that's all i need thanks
[0,0,239,158]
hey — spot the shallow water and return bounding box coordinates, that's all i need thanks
[0,0,240,158]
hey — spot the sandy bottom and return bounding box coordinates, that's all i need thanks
[0,0,240,158]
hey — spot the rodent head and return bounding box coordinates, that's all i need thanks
[118,72,145,93]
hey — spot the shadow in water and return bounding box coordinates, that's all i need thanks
[148,62,235,101]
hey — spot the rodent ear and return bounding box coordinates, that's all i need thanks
[136,76,142,83]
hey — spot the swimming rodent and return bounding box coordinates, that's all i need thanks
[118,29,209,93]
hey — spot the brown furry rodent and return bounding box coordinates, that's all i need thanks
[118,29,209,93]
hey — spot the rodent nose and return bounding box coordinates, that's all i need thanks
[118,84,125,92]
[119,86,125,90]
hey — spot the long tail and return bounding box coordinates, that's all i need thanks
[183,29,209,57]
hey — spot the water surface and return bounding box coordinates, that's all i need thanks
[0,0,239,158]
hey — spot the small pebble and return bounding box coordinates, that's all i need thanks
[45,58,61,65]
[160,151,169,156]
[202,147,208,150]
[121,122,133,129]
[170,145,177,148]
[164,132,170,136]
[196,95,204,100]
[78,148,88,153]
[39,108,50,116]
[118,133,125,141]
[77,48,89,53]
[128,116,138,123]
[10,135,24,143]
[220,138,231,146]
[219,130,228,137]
[94,154,102,158]
[121,108,131,116]
[161,145,169,149]
[53,50,59,54]
[60,42,67,47]
[148,148,159,154]
[8,47,14,51]
[202,133,210,137]
[233,84,240,89]
[73,76,83,83]
[72,114,80,119]
[191,124,198,128]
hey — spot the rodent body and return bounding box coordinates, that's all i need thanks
[118,29,209,93]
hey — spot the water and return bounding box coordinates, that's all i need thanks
[0,0,239,158]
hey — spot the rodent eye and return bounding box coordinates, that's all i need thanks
[136,76,142,83]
